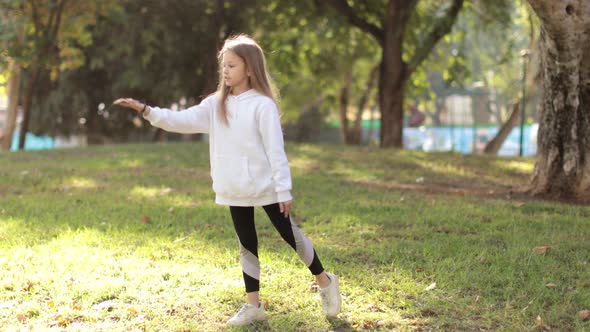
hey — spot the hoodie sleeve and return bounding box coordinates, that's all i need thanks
[143,95,214,134]
[257,100,293,202]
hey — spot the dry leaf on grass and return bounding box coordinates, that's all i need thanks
[535,315,549,331]
[0,301,17,309]
[533,246,551,254]
[578,310,590,321]
[545,283,557,289]
[72,302,82,310]
[92,300,116,311]
[425,282,436,291]
[48,314,69,327]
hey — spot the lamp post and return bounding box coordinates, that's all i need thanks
[519,49,530,157]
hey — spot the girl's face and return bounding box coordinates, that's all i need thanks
[222,51,249,91]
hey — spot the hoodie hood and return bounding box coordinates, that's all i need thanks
[228,89,261,102]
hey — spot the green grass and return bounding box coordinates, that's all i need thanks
[0,142,589,331]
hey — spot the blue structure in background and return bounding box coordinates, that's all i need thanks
[9,132,54,151]
[403,124,538,157]
[7,125,539,157]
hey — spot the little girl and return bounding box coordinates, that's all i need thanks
[114,34,341,326]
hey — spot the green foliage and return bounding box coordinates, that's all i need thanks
[257,0,380,123]
[1,143,589,330]
[406,0,537,122]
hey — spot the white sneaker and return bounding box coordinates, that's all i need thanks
[319,272,342,317]
[227,302,268,326]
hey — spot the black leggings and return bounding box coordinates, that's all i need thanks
[229,203,324,293]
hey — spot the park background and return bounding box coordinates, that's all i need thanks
[1,0,589,331]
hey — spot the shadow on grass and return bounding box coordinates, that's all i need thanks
[2,143,589,331]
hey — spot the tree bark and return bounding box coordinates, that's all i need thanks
[378,0,410,147]
[353,64,379,144]
[526,0,590,201]
[324,0,463,148]
[18,69,40,150]
[483,101,521,154]
[1,63,21,151]
[338,70,353,144]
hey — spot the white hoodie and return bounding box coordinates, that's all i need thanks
[143,89,292,206]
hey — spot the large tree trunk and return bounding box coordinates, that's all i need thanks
[527,0,590,201]
[18,69,40,150]
[1,63,21,151]
[379,1,408,148]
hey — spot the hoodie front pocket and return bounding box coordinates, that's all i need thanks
[212,155,256,198]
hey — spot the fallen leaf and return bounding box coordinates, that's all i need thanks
[173,236,188,243]
[22,280,35,292]
[367,303,385,312]
[545,283,557,289]
[48,314,69,327]
[415,267,424,272]
[533,246,551,254]
[16,313,26,322]
[425,282,436,291]
[159,187,172,195]
[92,300,116,311]
[363,320,375,329]
[48,300,55,309]
[522,300,534,312]
[0,301,17,309]
[535,315,549,331]
[72,302,82,310]
[127,306,138,314]
[578,310,590,321]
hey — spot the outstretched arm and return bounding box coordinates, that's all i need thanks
[113,96,213,134]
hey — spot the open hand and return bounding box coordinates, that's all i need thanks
[279,200,292,219]
[112,98,145,113]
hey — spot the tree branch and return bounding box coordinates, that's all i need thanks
[50,0,67,41]
[30,0,41,40]
[407,0,464,76]
[324,0,384,45]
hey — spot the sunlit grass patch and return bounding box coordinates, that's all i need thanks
[0,142,588,331]
[62,177,98,190]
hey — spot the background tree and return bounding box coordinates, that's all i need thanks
[323,0,465,148]
[0,0,120,149]
[0,6,23,151]
[256,0,381,144]
[525,0,590,202]
[31,0,257,144]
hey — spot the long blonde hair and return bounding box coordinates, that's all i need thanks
[217,34,280,125]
